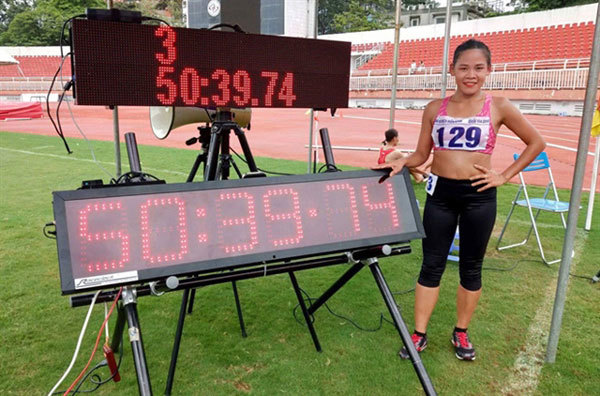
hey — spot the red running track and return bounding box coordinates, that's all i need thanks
[1,104,597,191]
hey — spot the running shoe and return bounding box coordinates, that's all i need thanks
[451,330,476,361]
[398,333,427,359]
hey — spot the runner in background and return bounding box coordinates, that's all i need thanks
[378,128,432,183]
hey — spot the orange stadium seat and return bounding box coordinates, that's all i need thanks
[0,56,71,78]
[357,22,595,72]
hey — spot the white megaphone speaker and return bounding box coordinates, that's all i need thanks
[149,107,251,139]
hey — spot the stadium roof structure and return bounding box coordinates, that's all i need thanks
[0,49,19,66]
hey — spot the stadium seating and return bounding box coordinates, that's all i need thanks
[356,22,595,72]
[0,55,71,78]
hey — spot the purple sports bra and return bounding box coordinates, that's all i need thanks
[431,94,496,155]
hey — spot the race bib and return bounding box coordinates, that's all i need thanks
[425,174,438,196]
[432,116,490,151]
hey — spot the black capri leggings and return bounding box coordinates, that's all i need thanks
[418,175,497,291]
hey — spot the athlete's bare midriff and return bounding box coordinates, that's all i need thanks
[431,150,492,180]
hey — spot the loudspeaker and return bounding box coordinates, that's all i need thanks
[149,107,251,139]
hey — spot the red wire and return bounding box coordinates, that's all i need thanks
[63,287,123,396]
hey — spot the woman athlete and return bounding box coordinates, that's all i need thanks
[374,39,545,360]
[378,128,432,182]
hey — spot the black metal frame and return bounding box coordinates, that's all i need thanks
[72,246,436,396]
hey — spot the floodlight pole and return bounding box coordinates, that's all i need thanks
[546,3,600,363]
[107,0,122,178]
[307,0,319,173]
[440,1,453,98]
[389,0,402,129]
[113,106,122,177]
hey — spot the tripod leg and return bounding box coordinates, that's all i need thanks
[232,125,259,172]
[368,261,436,396]
[231,280,247,338]
[165,288,190,396]
[289,272,322,352]
[204,124,222,181]
[307,263,363,315]
[186,152,207,183]
[122,288,153,396]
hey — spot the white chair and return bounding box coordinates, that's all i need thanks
[496,152,570,265]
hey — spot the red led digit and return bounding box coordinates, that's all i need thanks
[79,201,129,273]
[211,69,231,106]
[323,183,361,238]
[361,182,400,229]
[157,66,177,105]
[196,207,208,244]
[140,197,188,265]
[232,70,251,106]
[262,188,304,247]
[261,71,278,106]
[277,73,297,106]
[154,26,176,65]
[180,67,200,105]
[216,192,258,253]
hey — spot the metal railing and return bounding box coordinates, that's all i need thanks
[350,68,593,91]
[351,57,591,77]
[0,66,594,93]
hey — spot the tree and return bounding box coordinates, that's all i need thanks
[114,0,184,27]
[331,0,396,33]
[0,0,105,45]
[319,0,439,34]
[0,0,36,34]
[318,0,349,34]
[508,0,596,12]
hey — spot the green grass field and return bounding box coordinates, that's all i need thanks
[1,131,598,395]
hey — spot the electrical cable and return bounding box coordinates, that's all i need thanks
[229,147,293,176]
[47,290,101,396]
[290,257,536,335]
[569,272,594,281]
[43,222,57,239]
[52,340,124,395]
[141,16,170,26]
[317,163,340,173]
[46,55,72,153]
[58,55,115,182]
[63,288,123,395]
[292,287,396,333]
[112,171,161,185]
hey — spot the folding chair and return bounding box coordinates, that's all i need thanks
[496,152,570,265]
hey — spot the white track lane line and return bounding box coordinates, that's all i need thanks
[497,134,594,156]
[501,231,586,395]
[341,115,589,154]
[0,147,188,176]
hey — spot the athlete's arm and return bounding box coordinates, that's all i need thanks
[471,97,546,191]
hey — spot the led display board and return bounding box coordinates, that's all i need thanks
[53,170,423,294]
[70,19,350,108]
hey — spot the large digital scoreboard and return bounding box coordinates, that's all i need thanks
[53,170,424,294]
[69,19,351,108]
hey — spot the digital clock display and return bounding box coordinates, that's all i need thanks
[53,171,423,294]
[69,19,351,108]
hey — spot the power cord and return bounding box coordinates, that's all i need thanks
[52,341,123,395]
[230,147,293,176]
[47,291,101,396]
[292,286,402,333]
[317,163,341,173]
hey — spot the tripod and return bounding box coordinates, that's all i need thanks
[166,110,264,395]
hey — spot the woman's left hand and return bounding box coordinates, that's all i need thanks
[470,164,507,192]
